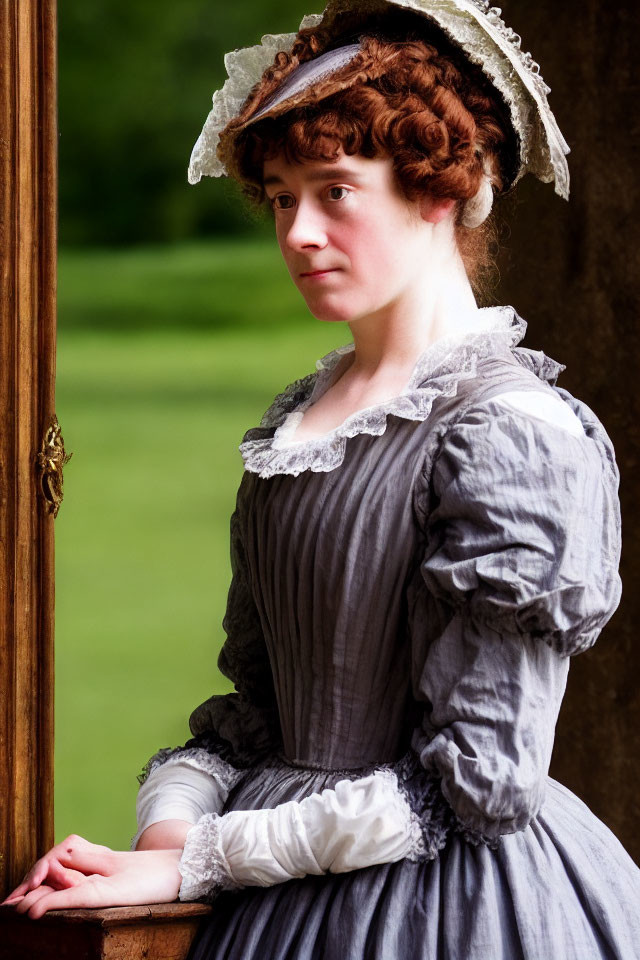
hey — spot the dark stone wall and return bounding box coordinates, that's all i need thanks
[495,2,640,861]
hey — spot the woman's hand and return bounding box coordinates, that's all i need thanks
[1,834,183,919]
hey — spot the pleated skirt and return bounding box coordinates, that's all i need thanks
[187,774,640,960]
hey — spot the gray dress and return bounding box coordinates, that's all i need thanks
[154,306,640,959]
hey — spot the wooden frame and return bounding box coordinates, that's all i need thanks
[0,0,58,896]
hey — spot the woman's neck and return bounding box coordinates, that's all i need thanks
[346,245,480,380]
[291,238,485,441]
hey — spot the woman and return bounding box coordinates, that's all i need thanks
[5,2,640,957]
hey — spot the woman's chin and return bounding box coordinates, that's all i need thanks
[304,300,361,325]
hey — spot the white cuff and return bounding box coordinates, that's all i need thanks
[298,771,415,873]
[178,770,416,900]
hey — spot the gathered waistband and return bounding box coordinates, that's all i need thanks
[276,751,410,776]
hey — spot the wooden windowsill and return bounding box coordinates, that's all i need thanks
[0,902,212,960]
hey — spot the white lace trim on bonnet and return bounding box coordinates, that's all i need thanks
[188,0,570,204]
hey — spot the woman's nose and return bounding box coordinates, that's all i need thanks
[284,200,328,251]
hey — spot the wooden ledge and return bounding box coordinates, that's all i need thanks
[0,902,212,960]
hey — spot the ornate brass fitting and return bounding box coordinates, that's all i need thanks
[37,415,72,517]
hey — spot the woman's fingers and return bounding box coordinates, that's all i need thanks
[16,872,114,919]
[46,860,87,890]
[3,863,45,901]
[5,848,183,918]
[28,859,51,889]
[57,840,115,877]
[2,834,104,904]
[27,877,109,919]
[7,878,33,900]
[1,835,112,908]
[14,885,57,915]
[2,861,50,902]
[2,866,79,905]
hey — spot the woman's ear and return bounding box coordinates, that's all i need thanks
[419,196,456,224]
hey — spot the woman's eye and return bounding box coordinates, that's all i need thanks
[327,186,349,201]
[272,195,295,210]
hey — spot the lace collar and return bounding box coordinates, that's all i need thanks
[240,306,532,479]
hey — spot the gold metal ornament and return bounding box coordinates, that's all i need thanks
[37,415,72,518]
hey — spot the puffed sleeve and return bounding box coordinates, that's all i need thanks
[133,473,282,846]
[410,390,622,843]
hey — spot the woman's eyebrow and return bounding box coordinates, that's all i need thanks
[263,166,365,187]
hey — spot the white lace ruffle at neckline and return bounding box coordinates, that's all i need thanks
[239,306,527,479]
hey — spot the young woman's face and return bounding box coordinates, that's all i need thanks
[262,148,436,325]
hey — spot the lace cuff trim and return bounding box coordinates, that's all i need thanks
[178,813,241,902]
[239,307,535,479]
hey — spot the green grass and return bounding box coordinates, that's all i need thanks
[54,239,346,848]
[57,237,311,331]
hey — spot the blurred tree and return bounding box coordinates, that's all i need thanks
[59,0,309,245]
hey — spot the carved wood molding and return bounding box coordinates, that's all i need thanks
[0,0,58,894]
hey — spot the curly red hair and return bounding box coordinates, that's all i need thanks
[218,10,517,297]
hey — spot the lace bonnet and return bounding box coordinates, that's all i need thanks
[188,0,570,221]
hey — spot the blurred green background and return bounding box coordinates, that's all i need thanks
[54,2,345,847]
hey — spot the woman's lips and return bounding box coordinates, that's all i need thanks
[299,268,339,279]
